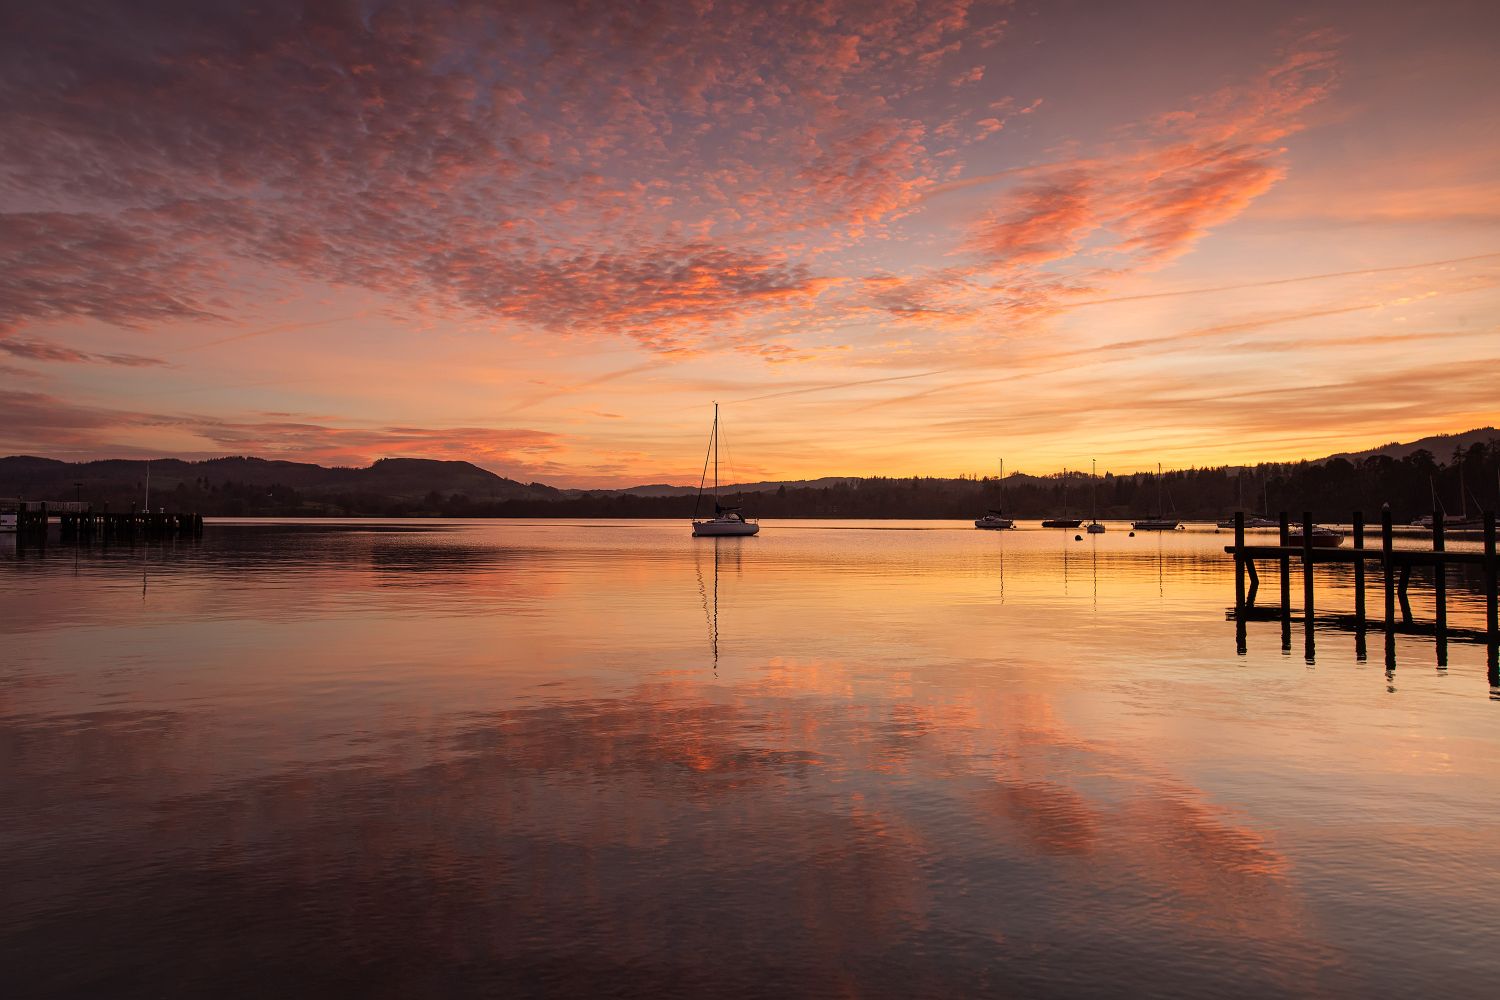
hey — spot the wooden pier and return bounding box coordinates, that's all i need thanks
[1227,509,1499,679]
[6,501,203,543]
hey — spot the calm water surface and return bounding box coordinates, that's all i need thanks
[4,519,1499,998]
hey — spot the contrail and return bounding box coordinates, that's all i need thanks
[731,368,953,404]
[1067,252,1500,308]
[181,315,364,351]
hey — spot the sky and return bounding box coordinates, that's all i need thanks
[1,0,1497,487]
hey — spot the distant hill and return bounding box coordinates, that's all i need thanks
[0,455,560,514]
[1322,427,1499,464]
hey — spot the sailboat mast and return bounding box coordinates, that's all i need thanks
[1091,459,1097,521]
[1459,456,1467,520]
[1156,462,1163,517]
[713,402,719,499]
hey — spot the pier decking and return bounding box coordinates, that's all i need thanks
[1226,510,1499,678]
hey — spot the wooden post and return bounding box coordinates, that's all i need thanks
[1234,511,1246,615]
[1382,508,1395,668]
[1279,511,1291,652]
[1433,509,1447,667]
[1302,510,1315,663]
[1234,511,1247,654]
[1485,511,1497,672]
[1353,512,1365,623]
[1353,512,1366,661]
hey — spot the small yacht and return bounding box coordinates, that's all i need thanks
[1412,470,1486,531]
[691,403,759,537]
[1132,463,1180,531]
[975,458,1016,529]
[1085,459,1105,533]
[1041,468,1082,527]
[1216,471,1276,529]
[1287,525,1344,547]
[1217,514,1279,529]
[693,507,759,536]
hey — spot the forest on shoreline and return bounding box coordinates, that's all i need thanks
[8,439,1496,523]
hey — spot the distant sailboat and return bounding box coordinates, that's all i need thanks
[1217,470,1277,529]
[1133,463,1180,531]
[1412,464,1484,531]
[1086,459,1105,533]
[975,458,1015,529]
[691,403,759,537]
[1041,467,1083,528]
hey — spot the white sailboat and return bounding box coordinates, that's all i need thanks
[691,403,759,537]
[975,458,1015,529]
[1086,459,1105,533]
[1412,464,1485,531]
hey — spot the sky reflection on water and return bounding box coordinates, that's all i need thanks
[3,520,1499,998]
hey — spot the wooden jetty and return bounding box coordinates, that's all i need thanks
[5,499,203,542]
[1226,509,1498,678]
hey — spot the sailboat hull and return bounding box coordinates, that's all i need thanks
[1132,519,1179,531]
[692,520,759,537]
[1041,518,1082,528]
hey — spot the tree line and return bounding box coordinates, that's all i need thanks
[23,439,1499,521]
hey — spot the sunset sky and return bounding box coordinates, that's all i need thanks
[2,0,1497,487]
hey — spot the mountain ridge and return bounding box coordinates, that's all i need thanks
[3,427,1496,515]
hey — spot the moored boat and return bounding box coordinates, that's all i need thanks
[691,403,759,537]
[1085,459,1105,533]
[1217,514,1278,529]
[1287,525,1344,547]
[1041,468,1080,527]
[975,458,1016,529]
[1133,463,1179,530]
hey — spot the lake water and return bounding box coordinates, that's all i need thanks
[4,519,1499,998]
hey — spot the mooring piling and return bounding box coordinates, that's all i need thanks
[1353,512,1367,662]
[1434,510,1447,667]
[1382,508,1395,667]
[1486,511,1498,676]
[1302,511,1315,663]
[1279,512,1291,653]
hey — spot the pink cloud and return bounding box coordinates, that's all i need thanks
[0,335,168,367]
[963,35,1339,277]
[0,0,994,352]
